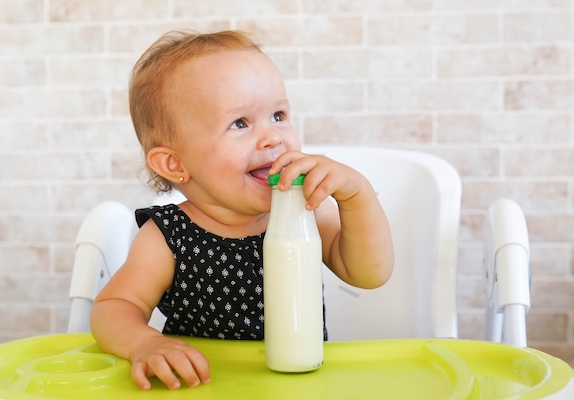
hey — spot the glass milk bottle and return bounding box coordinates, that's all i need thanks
[263,173,324,372]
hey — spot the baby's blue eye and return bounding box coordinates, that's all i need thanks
[230,119,247,129]
[272,112,285,122]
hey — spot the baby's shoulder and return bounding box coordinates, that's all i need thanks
[135,203,188,228]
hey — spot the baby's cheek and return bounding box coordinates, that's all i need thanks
[285,132,302,151]
[264,194,272,212]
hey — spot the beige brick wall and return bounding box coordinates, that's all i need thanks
[0,0,573,365]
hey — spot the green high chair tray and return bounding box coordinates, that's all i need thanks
[0,333,572,399]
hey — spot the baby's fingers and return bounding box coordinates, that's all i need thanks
[303,173,335,211]
[146,353,183,389]
[269,150,306,176]
[168,347,211,388]
[131,360,153,390]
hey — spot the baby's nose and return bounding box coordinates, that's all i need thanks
[257,127,283,149]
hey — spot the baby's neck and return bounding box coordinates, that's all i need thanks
[177,200,269,239]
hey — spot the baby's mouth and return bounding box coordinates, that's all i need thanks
[248,167,271,182]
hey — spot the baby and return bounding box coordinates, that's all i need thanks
[90,30,394,390]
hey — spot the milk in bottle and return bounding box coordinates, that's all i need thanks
[263,173,324,372]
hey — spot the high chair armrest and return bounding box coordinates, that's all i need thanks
[483,199,531,347]
[68,201,137,332]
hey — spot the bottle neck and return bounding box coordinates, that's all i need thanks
[270,186,306,215]
[267,185,319,239]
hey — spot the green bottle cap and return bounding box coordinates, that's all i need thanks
[268,174,306,186]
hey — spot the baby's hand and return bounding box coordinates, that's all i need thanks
[129,335,210,390]
[269,151,366,211]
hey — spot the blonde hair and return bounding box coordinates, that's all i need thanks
[129,30,263,192]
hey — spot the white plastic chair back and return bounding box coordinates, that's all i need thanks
[303,145,461,341]
[69,145,462,340]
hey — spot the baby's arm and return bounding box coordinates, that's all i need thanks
[90,220,210,390]
[269,151,394,289]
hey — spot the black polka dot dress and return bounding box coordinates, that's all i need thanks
[135,204,328,341]
[136,204,266,340]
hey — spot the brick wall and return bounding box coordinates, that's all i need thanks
[0,1,573,365]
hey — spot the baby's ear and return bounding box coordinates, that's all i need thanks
[147,147,189,184]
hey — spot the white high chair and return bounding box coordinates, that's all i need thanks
[68,145,531,347]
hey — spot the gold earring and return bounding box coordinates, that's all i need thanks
[178,177,184,182]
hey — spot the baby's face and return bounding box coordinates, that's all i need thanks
[168,49,301,216]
